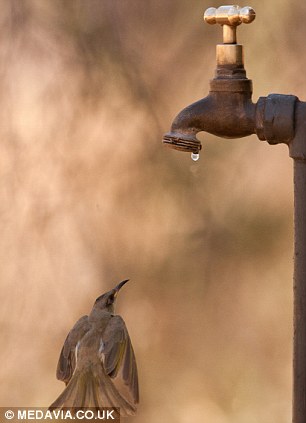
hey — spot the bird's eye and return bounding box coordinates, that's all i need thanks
[107,295,114,305]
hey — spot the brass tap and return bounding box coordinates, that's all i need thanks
[205,5,255,67]
[162,5,297,157]
[163,5,257,155]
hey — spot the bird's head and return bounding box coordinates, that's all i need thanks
[94,279,129,313]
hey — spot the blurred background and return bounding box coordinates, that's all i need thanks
[0,0,304,422]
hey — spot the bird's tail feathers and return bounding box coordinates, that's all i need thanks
[49,365,136,417]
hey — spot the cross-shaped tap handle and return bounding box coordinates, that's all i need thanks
[204,5,256,44]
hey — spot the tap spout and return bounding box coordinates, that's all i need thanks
[163,79,257,154]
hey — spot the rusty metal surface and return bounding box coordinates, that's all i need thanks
[290,101,306,160]
[293,160,306,423]
[162,63,255,153]
[162,73,298,154]
[257,94,297,144]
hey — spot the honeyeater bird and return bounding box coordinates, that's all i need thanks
[49,279,139,416]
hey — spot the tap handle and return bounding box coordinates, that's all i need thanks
[204,5,255,43]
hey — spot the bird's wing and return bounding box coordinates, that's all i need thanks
[56,315,91,385]
[102,315,139,405]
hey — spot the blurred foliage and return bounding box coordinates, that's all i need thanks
[0,0,302,422]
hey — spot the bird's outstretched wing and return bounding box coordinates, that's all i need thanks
[56,315,91,385]
[102,315,139,406]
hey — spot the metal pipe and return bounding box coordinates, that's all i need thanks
[289,101,306,423]
[293,159,306,423]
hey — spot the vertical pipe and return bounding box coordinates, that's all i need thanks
[293,159,306,423]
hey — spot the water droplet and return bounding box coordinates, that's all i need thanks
[191,152,200,161]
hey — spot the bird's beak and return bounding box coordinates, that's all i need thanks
[114,279,129,297]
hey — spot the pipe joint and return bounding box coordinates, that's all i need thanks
[256,94,298,145]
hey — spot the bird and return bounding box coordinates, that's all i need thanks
[49,279,139,416]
